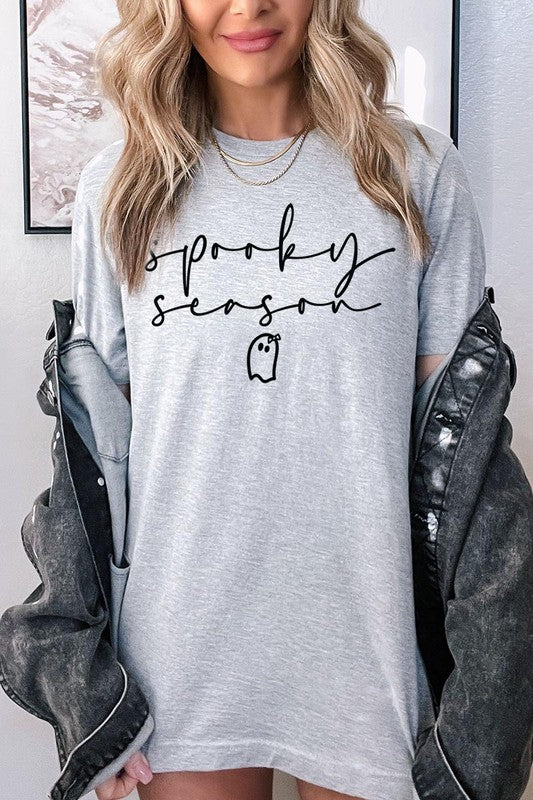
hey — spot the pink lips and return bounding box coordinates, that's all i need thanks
[222,29,282,53]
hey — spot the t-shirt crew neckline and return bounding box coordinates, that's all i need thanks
[210,124,314,160]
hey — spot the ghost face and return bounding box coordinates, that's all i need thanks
[247,332,281,382]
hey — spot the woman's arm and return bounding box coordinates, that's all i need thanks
[71,154,130,388]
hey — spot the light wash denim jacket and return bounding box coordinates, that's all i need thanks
[0,286,531,800]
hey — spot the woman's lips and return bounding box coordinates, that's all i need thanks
[222,32,282,53]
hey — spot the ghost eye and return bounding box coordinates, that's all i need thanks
[258,342,263,351]
[264,345,270,352]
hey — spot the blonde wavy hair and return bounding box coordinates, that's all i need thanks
[95,0,435,294]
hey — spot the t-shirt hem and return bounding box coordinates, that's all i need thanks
[141,735,416,800]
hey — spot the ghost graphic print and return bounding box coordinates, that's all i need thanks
[247,333,281,382]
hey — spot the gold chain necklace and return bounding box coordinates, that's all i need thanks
[210,123,308,166]
[209,122,312,187]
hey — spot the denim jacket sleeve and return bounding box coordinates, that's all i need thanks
[411,308,533,800]
[0,338,153,800]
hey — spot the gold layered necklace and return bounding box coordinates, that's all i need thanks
[209,121,312,187]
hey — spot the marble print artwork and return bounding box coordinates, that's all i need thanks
[24,0,121,228]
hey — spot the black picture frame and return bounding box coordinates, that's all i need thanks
[19,0,73,236]
[19,0,462,235]
[451,0,461,147]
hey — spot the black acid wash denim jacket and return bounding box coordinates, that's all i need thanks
[0,286,532,800]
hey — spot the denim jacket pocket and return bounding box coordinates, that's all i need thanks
[94,380,131,463]
[58,343,131,464]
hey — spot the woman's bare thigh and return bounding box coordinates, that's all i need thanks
[137,766,274,800]
[295,777,367,800]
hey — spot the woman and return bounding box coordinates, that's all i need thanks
[71,1,487,799]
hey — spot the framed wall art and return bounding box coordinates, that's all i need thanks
[20,0,461,233]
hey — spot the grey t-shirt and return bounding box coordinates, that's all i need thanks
[71,120,486,800]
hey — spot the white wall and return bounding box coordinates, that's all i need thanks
[1,1,531,798]
[460,0,533,477]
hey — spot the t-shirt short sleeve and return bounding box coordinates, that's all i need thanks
[416,141,487,356]
[70,162,130,385]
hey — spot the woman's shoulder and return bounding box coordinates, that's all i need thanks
[392,117,461,212]
[76,138,125,203]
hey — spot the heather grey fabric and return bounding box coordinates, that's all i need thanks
[71,119,486,800]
